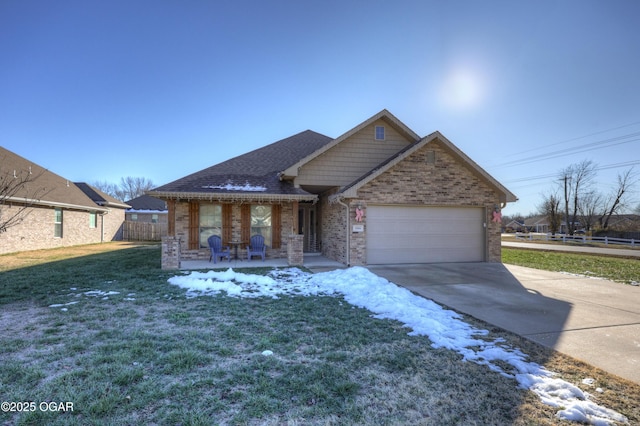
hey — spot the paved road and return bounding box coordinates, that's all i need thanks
[503,240,640,258]
[368,262,640,384]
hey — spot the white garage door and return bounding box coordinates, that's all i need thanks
[366,206,485,264]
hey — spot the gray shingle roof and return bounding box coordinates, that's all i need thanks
[1,146,104,210]
[125,194,167,211]
[152,130,333,196]
[75,183,130,209]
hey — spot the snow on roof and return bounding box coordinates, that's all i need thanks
[168,267,627,426]
[202,182,267,192]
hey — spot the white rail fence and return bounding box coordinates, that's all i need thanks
[515,232,637,247]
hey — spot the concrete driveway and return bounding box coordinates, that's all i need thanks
[367,263,640,384]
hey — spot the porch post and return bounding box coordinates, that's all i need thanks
[287,234,304,266]
[162,236,181,270]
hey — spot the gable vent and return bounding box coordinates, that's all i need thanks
[426,150,436,164]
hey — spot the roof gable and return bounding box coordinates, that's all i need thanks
[338,132,518,204]
[281,109,420,178]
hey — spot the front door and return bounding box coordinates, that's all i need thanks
[298,204,318,252]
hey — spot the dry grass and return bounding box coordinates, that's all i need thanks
[0,242,154,272]
[1,243,638,425]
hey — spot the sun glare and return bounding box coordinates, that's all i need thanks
[440,69,483,110]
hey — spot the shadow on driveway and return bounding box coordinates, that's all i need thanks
[367,262,571,348]
[367,262,640,384]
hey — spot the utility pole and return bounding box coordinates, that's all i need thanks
[562,174,570,235]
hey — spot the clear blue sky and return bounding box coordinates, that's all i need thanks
[2,0,639,216]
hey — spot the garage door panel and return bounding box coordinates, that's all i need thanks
[366,206,484,264]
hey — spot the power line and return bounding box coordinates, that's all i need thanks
[503,160,640,185]
[494,132,640,168]
[497,119,640,161]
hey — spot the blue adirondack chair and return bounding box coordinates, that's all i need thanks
[208,235,231,263]
[246,235,266,261]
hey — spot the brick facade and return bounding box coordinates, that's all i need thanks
[0,204,126,255]
[320,141,504,265]
[319,189,347,264]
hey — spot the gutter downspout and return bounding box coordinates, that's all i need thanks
[99,209,109,243]
[335,196,350,266]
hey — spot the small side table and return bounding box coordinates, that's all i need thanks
[229,241,244,260]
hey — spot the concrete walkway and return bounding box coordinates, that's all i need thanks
[503,240,640,258]
[368,262,640,384]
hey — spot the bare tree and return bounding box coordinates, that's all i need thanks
[578,190,601,231]
[0,164,48,234]
[118,177,155,202]
[560,160,597,234]
[538,191,562,235]
[91,177,155,201]
[91,180,119,199]
[599,168,636,229]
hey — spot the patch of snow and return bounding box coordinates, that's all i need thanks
[168,267,628,425]
[84,290,120,297]
[202,182,267,192]
[261,350,274,356]
[49,301,79,308]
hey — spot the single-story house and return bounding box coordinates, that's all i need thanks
[125,194,168,225]
[122,194,168,241]
[524,215,550,233]
[0,146,130,255]
[504,219,525,233]
[149,110,517,269]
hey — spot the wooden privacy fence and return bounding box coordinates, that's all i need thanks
[123,221,167,241]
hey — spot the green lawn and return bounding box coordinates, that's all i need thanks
[502,247,640,284]
[1,244,638,425]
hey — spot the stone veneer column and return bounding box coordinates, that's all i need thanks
[287,234,304,266]
[162,236,181,270]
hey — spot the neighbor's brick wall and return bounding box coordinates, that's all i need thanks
[0,204,125,255]
[354,140,503,264]
[174,201,294,261]
[103,208,126,241]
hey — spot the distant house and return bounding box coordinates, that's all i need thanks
[122,194,168,241]
[125,194,168,225]
[0,146,130,255]
[524,215,550,233]
[505,219,525,233]
[149,110,517,268]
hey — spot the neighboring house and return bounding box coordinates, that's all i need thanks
[524,215,549,233]
[125,194,168,225]
[505,219,525,233]
[123,194,168,241]
[149,110,517,268]
[0,146,130,255]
